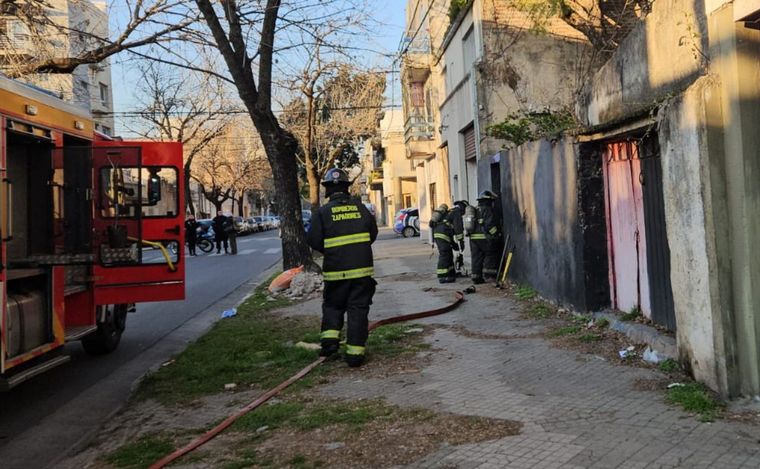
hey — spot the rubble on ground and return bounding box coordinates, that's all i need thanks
[282,271,324,299]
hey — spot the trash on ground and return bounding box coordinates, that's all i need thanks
[220,308,237,318]
[294,341,321,351]
[256,426,269,434]
[405,328,424,334]
[643,346,665,364]
[160,359,175,367]
[224,383,237,391]
[667,382,685,389]
[619,345,636,359]
[464,286,477,294]
[324,442,346,451]
[268,266,305,293]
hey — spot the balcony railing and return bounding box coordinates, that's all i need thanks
[404,115,435,143]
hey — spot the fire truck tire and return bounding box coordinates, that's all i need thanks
[82,304,128,355]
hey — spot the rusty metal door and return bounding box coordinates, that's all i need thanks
[603,139,675,330]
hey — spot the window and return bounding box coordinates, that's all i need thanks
[99,166,179,219]
[410,82,424,107]
[462,25,476,67]
[403,194,413,209]
[99,82,109,105]
[429,183,437,212]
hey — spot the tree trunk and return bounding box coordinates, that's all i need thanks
[184,163,195,215]
[255,118,314,269]
[305,92,321,209]
[237,193,245,216]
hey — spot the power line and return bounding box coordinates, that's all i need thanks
[106,103,402,118]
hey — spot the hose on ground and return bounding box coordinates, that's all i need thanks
[149,290,465,469]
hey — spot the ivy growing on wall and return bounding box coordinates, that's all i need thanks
[448,0,470,23]
[486,110,577,148]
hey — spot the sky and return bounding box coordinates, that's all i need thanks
[109,0,409,135]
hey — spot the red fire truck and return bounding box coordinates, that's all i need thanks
[0,76,185,390]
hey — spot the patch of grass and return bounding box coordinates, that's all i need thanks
[105,433,175,469]
[515,285,537,300]
[365,324,430,357]
[550,325,581,337]
[595,317,610,328]
[573,314,593,324]
[233,402,306,432]
[577,333,602,343]
[222,448,272,469]
[135,275,326,405]
[292,401,394,431]
[666,382,723,422]
[658,359,680,373]
[620,306,642,322]
[527,304,552,319]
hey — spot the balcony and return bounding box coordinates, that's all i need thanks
[404,115,436,159]
[368,169,383,190]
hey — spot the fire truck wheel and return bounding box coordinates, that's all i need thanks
[82,304,128,355]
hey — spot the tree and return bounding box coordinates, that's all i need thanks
[0,0,194,77]
[192,0,375,269]
[127,62,232,215]
[191,128,235,213]
[514,0,652,54]
[283,63,384,208]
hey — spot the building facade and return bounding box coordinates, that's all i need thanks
[439,0,760,398]
[401,0,451,240]
[0,0,115,134]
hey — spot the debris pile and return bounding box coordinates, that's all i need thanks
[283,271,324,299]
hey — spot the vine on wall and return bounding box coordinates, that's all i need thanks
[486,109,577,148]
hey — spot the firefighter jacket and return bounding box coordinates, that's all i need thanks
[432,208,464,247]
[307,192,378,281]
[470,203,501,241]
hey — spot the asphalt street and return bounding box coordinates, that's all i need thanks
[0,230,283,469]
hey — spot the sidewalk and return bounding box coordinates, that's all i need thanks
[299,233,760,468]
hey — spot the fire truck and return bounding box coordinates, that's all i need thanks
[0,76,185,390]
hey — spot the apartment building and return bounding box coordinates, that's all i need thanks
[0,0,115,134]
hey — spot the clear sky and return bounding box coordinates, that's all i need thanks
[110,0,409,135]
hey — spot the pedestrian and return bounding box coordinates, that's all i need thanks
[224,216,238,255]
[185,214,199,256]
[307,168,378,368]
[469,190,502,284]
[212,210,229,254]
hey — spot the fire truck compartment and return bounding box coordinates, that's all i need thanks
[5,275,51,358]
[6,131,54,263]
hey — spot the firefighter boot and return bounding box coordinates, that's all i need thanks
[319,338,340,358]
[345,353,365,368]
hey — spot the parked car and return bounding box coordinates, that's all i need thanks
[253,216,269,230]
[246,217,259,233]
[232,216,249,234]
[270,216,281,228]
[393,208,420,237]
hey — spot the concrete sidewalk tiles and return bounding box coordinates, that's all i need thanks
[310,237,760,468]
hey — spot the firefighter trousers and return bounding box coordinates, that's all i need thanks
[470,238,501,280]
[320,277,377,357]
[435,238,455,280]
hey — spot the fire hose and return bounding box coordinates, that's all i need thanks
[149,290,466,469]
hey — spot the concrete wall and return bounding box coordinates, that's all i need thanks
[498,138,608,311]
[579,0,708,126]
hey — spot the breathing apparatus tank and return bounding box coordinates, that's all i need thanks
[463,205,478,233]
[430,204,448,226]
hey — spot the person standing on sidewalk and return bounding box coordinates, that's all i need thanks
[212,211,229,254]
[469,191,502,284]
[431,203,465,283]
[224,216,238,255]
[185,214,199,256]
[307,168,378,368]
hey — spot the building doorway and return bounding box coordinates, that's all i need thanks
[603,138,676,330]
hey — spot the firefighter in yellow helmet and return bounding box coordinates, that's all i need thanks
[431,202,465,283]
[307,168,378,367]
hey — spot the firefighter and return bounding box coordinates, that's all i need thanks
[451,200,469,273]
[469,190,502,284]
[307,168,378,367]
[431,204,454,283]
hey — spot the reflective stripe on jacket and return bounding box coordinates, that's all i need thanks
[307,192,378,281]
